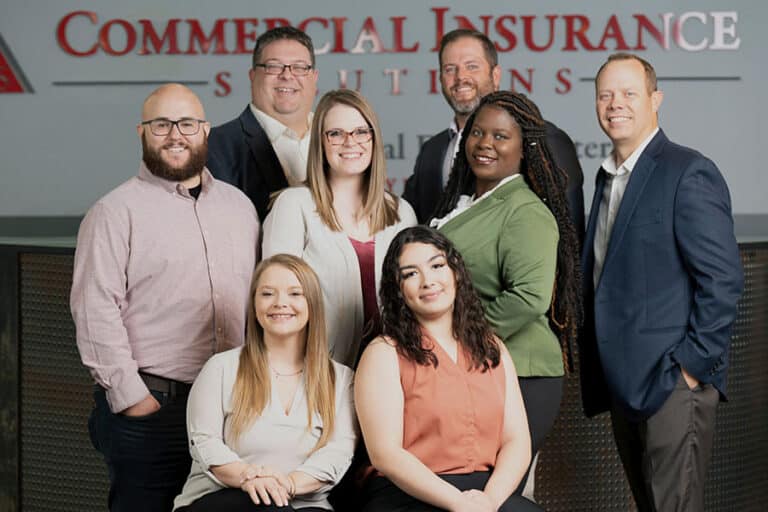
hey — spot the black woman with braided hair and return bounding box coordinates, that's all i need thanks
[430,90,583,497]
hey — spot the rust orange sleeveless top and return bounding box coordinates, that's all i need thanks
[398,334,506,474]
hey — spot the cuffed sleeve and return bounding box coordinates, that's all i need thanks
[186,354,242,476]
[294,364,358,492]
[70,202,149,413]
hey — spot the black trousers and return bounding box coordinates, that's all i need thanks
[361,472,544,512]
[513,376,564,495]
[176,488,328,512]
[89,387,191,512]
[610,373,719,512]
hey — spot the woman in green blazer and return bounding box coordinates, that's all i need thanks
[430,91,582,496]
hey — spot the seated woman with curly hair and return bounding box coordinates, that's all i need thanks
[355,226,542,512]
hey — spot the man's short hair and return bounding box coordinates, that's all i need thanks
[438,29,498,68]
[252,26,315,68]
[596,52,658,94]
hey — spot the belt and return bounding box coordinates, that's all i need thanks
[139,372,192,398]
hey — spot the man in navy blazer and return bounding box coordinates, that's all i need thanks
[207,27,317,222]
[580,53,743,511]
[403,29,584,242]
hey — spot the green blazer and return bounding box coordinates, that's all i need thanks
[439,178,563,377]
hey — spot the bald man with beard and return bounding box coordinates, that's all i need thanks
[71,84,260,512]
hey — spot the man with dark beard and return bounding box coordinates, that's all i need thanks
[70,84,259,512]
[403,29,585,243]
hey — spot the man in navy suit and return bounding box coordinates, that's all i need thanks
[403,29,584,242]
[207,27,318,222]
[580,53,743,511]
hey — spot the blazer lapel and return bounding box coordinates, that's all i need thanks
[239,108,289,193]
[582,168,606,280]
[601,131,667,274]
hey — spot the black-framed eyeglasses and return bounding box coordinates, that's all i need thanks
[324,127,374,146]
[141,118,206,136]
[253,62,313,76]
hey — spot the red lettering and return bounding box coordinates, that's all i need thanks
[597,15,630,50]
[523,15,557,52]
[563,15,598,51]
[265,18,290,31]
[337,69,364,90]
[331,17,348,53]
[214,71,232,97]
[384,68,407,95]
[428,69,439,94]
[99,19,136,56]
[186,19,228,55]
[299,17,328,33]
[633,14,665,50]
[509,68,533,93]
[494,16,518,52]
[234,19,259,54]
[57,11,99,56]
[299,17,330,54]
[351,17,386,54]
[391,16,419,52]
[453,15,493,36]
[555,68,572,94]
[431,7,450,51]
[138,19,180,55]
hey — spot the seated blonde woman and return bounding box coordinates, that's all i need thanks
[174,255,357,511]
[263,89,416,368]
[355,227,542,512]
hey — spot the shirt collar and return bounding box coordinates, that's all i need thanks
[600,127,659,177]
[471,174,520,202]
[448,118,459,138]
[137,161,215,196]
[250,104,312,143]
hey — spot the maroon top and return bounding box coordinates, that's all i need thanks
[349,237,380,357]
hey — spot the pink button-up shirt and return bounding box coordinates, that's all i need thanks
[71,163,259,412]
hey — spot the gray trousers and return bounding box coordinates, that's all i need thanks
[610,373,719,512]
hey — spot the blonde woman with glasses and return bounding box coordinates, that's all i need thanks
[263,89,417,369]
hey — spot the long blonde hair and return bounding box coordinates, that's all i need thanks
[228,254,336,453]
[306,89,400,233]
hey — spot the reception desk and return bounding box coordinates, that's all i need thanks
[1,236,767,511]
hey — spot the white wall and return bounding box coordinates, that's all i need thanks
[1,0,764,215]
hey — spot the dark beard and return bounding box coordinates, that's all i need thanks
[142,135,208,182]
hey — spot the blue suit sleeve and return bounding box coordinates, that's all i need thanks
[670,159,743,381]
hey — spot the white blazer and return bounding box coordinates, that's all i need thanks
[262,186,417,367]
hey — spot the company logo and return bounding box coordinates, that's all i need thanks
[0,33,34,93]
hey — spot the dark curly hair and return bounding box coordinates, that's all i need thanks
[432,90,583,371]
[379,226,500,371]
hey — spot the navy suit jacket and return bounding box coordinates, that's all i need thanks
[579,129,743,420]
[207,106,288,222]
[403,121,586,245]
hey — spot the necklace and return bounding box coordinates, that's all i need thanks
[270,365,304,379]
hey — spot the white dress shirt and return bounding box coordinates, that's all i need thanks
[251,104,312,186]
[593,128,659,289]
